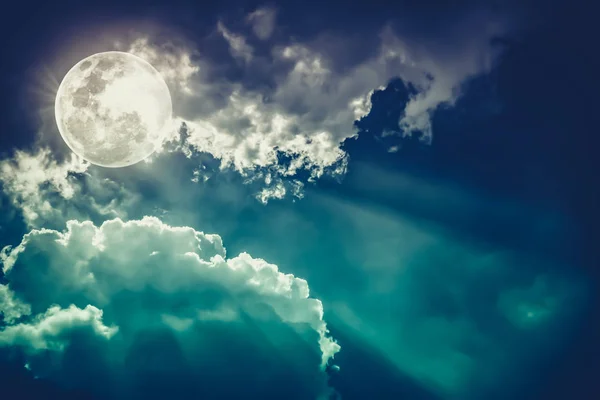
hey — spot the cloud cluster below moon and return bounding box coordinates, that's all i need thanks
[0,217,339,399]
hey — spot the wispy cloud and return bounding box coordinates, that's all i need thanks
[217,21,254,63]
[246,6,277,40]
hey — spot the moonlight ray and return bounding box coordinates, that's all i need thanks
[54,51,172,168]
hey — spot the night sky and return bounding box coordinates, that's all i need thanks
[0,0,598,399]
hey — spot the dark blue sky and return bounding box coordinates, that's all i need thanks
[0,0,598,399]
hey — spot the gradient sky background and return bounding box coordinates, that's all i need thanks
[0,0,598,399]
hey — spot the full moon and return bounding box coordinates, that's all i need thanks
[55,51,172,167]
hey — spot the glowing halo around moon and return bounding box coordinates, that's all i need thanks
[54,51,172,168]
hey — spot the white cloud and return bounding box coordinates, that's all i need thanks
[0,304,117,353]
[122,14,506,199]
[0,217,339,397]
[0,149,137,228]
[180,92,349,180]
[0,283,31,324]
[246,7,277,40]
[253,174,305,204]
[138,39,399,182]
[0,149,87,225]
[350,87,381,121]
[122,37,200,95]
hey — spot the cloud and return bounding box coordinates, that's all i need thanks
[120,37,200,95]
[389,11,509,141]
[217,21,254,63]
[0,283,31,324]
[0,305,117,353]
[246,7,277,40]
[0,217,339,398]
[119,11,509,202]
[125,35,389,185]
[0,149,87,225]
[236,179,585,398]
[252,175,305,205]
[0,149,138,229]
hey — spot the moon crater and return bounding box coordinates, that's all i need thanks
[55,51,172,168]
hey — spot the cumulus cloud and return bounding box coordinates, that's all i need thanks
[0,217,339,398]
[0,305,117,353]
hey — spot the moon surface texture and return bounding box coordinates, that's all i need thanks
[55,51,172,167]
